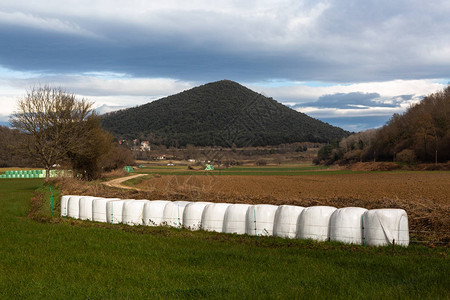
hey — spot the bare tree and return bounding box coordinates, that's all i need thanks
[10,86,93,178]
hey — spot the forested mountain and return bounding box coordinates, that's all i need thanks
[101,80,348,147]
[317,86,450,164]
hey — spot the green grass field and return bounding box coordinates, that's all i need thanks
[133,164,371,176]
[133,164,450,177]
[0,179,449,299]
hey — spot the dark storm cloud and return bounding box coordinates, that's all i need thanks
[0,0,449,83]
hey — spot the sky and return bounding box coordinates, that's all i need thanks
[1,0,449,131]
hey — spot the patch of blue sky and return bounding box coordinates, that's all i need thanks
[318,116,392,132]
[0,66,42,79]
[436,78,450,85]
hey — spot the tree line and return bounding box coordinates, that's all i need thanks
[316,86,450,165]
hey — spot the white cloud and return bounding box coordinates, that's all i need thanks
[0,68,196,116]
[297,106,409,118]
[248,79,447,103]
[0,11,100,38]
[1,0,450,83]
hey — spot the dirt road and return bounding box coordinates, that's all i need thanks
[102,174,147,190]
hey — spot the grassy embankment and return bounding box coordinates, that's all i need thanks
[0,178,449,298]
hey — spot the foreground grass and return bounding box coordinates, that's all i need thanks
[0,179,449,299]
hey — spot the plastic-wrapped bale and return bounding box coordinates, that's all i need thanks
[61,195,78,217]
[162,201,191,228]
[67,196,84,219]
[223,204,251,234]
[183,202,212,230]
[246,204,279,236]
[92,198,120,223]
[297,206,337,241]
[106,199,134,224]
[79,196,100,221]
[122,200,151,226]
[201,203,232,232]
[273,205,305,239]
[143,200,171,226]
[363,209,409,247]
[329,207,367,244]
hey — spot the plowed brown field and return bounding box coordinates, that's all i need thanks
[137,173,448,204]
[134,172,450,245]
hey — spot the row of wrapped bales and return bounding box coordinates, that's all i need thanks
[61,196,409,246]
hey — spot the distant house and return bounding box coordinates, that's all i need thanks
[140,141,151,151]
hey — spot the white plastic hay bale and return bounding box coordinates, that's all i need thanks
[246,204,279,236]
[329,207,367,244]
[297,206,337,241]
[92,198,120,223]
[61,195,78,217]
[67,196,84,219]
[183,202,212,230]
[273,205,305,239]
[201,203,232,232]
[161,201,191,227]
[122,200,151,226]
[79,196,99,221]
[143,200,171,226]
[106,199,134,224]
[363,209,409,247]
[223,204,251,234]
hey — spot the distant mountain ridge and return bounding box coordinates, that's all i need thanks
[101,80,349,147]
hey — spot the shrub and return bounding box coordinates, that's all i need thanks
[396,149,416,164]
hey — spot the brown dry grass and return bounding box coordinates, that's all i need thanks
[101,168,128,179]
[52,172,450,245]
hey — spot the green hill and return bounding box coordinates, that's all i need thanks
[101,80,348,147]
